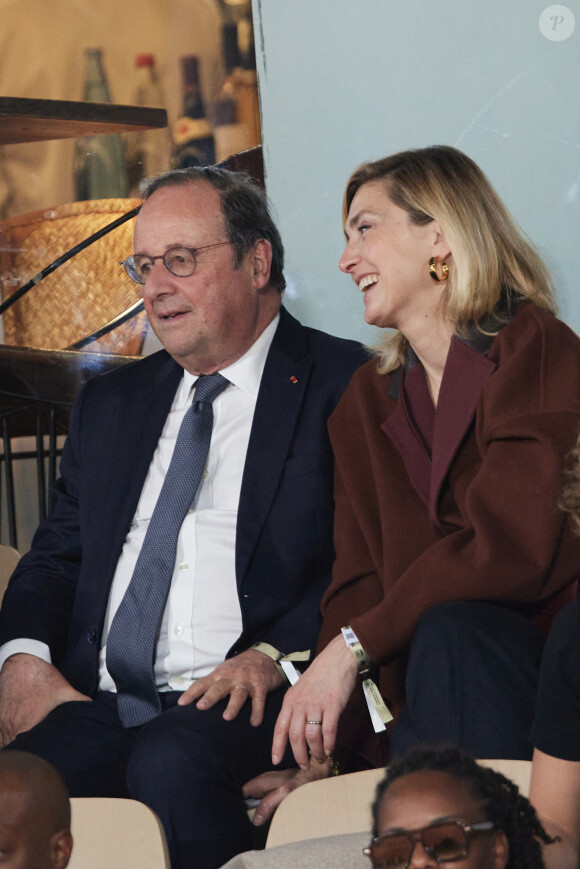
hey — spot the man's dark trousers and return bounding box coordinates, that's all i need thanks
[7,688,293,869]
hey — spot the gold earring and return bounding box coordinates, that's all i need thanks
[429,257,449,283]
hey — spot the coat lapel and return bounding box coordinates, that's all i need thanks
[427,298,522,521]
[235,308,312,586]
[429,338,495,523]
[381,368,431,508]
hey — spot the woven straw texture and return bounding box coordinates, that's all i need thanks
[0,198,147,355]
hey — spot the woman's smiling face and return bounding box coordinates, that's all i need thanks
[339,180,449,333]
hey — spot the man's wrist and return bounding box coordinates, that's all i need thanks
[250,642,310,684]
[0,639,52,673]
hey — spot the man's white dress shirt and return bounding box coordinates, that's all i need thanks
[0,314,279,693]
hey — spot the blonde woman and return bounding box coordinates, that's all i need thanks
[246,147,580,825]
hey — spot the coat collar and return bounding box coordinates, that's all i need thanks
[387,293,524,401]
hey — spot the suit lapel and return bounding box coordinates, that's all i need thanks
[236,308,312,586]
[105,353,183,557]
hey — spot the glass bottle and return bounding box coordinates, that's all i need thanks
[126,54,172,193]
[172,55,216,169]
[211,24,250,162]
[73,48,129,200]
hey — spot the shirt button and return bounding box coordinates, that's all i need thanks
[174,625,184,637]
[176,677,189,688]
[203,469,209,479]
[187,508,195,514]
[178,563,189,571]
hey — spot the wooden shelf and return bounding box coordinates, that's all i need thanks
[0,96,168,146]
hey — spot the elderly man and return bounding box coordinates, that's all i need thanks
[0,168,366,869]
[0,751,72,869]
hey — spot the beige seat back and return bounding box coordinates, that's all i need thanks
[68,798,170,869]
[266,759,532,849]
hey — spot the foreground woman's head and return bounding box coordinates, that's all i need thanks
[365,745,553,869]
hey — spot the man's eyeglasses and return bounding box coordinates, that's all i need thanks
[363,819,496,868]
[120,242,231,285]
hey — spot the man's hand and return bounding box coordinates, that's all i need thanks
[0,653,91,748]
[244,757,331,826]
[177,649,285,726]
[271,634,358,768]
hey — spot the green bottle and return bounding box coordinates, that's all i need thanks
[73,48,129,200]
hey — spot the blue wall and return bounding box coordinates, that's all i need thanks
[253,0,580,343]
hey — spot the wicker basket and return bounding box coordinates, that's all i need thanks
[0,198,148,355]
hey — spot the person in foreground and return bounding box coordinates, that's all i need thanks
[245,145,580,822]
[529,433,580,869]
[0,750,72,869]
[220,744,553,869]
[0,167,366,868]
[365,744,554,869]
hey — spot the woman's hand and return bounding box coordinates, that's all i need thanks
[271,634,358,768]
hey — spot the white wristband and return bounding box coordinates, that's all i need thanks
[341,626,393,733]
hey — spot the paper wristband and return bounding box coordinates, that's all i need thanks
[251,642,310,685]
[341,626,393,733]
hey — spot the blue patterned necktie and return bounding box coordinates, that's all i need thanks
[106,372,230,727]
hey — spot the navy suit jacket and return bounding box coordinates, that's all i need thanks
[0,307,366,697]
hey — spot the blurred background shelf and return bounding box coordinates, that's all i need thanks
[0,96,168,146]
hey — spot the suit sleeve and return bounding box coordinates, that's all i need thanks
[0,384,86,665]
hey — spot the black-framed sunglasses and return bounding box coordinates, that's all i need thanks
[363,819,496,868]
[120,242,231,285]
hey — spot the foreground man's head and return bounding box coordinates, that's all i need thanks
[0,751,72,869]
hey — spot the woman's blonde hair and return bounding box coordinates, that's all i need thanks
[343,146,557,372]
[560,433,580,535]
